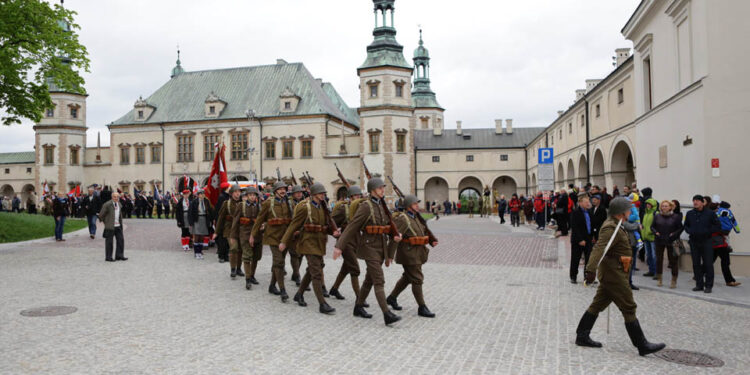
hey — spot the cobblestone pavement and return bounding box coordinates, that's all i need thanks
[1,216,749,374]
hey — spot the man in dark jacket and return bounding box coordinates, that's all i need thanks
[497,195,508,224]
[569,195,593,283]
[684,195,721,293]
[81,186,102,239]
[589,194,608,243]
[52,192,70,241]
[214,183,232,263]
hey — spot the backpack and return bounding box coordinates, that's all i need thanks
[717,207,738,233]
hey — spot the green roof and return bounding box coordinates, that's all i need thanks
[0,152,35,164]
[111,62,359,127]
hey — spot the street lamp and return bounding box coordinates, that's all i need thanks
[245,109,259,184]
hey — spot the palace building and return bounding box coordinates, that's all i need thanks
[1,0,748,274]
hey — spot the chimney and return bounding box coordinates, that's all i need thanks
[575,89,586,101]
[456,121,462,135]
[585,79,602,93]
[557,110,564,117]
[615,48,631,67]
[495,119,503,135]
[433,121,442,136]
[505,119,513,134]
[276,58,288,65]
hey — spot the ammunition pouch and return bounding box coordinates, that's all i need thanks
[365,225,391,235]
[239,217,255,226]
[404,236,429,246]
[268,218,291,226]
[620,256,632,273]
[303,223,328,233]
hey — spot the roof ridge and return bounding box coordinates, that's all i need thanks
[177,62,305,75]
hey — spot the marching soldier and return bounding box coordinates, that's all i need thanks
[576,197,666,356]
[467,197,475,218]
[233,187,263,290]
[334,178,403,326]
[386,195,437,318]
[215,182,232,263]
[288,185,305,286]
[251,181,293,302]
[216,185,243,278]
[328,186,364,302]
[280,183,340,314]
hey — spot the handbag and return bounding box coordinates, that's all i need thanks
[671,238,686,256]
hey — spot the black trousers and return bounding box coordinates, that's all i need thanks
[216,237,229,260]
[557,213,569,235]
[570,242,591,281]
[690,238,714,288]
[713,247,736,284]
[105,226,124,260]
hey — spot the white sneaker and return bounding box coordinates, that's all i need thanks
[197,253,204,260]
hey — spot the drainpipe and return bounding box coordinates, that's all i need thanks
[413,146,418,196]
[258,117,263,182]
[159,123,165,190]
[524,144,529,196]
[584,99,591,184]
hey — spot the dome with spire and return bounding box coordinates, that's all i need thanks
[413,30,429,59]
[171,49,184,78]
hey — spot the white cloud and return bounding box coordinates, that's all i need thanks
[0,0,640,151]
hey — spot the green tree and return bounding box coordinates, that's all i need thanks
[0,0,90,126]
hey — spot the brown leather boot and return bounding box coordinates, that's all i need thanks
[656,274,662,287]
[670,275,677,289]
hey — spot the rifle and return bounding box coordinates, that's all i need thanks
[304,171,339,236]
[361,159,400,238]
[387,176,438,246]
[276,167,282,183]
[290,169,298,186]
[334,163,350,189]
[361,158,372,179]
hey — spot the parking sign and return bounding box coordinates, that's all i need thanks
[539,148,554,164]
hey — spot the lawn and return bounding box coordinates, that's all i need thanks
[0,213,87,243]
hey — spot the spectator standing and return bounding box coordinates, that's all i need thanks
[684,195,721,293]
[534,193,546,230]
[712,197,741,287]
[99,191,126,262]
[650,200,683,288]
[497,195,507,224]
[569,195,593,283]
[508,194,521,227]
[640,198,659,278]
[12,194,21,213]
[589,195,607,243]
[52,192,70,241]
[188,190,214,260]
[456,201,461,214]
[26,192,37,214]
[555,191,573,236]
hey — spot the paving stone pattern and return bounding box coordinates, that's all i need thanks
[0,216,748,374]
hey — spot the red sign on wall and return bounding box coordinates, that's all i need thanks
[711,158,720,168]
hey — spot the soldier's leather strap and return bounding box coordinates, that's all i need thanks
[239,217,255,225]
[225,215,233,221]
[303,223,328,233]
[268,218,291,226]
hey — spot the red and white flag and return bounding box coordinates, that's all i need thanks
[204,143,228,205]
[42,180,49,194]
[68,185,81,197]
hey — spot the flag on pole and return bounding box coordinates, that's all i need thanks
[67,184,81,197]
[42,180,49,195]
[204,143,228,205]
[154,184,161,201]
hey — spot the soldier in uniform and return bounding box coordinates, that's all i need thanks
[233,187,263,290]
[288,185,305,286]
[577,197,666,356]
[280,183,340,314]
[215,183,232,263]
[251,181,293,302]
[334,178,403,325]
[328,186,364,301]
[467,197,475,218]
[216,185,243,278]
[386,195,437,318]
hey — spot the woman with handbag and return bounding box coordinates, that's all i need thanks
[650,200,684,288]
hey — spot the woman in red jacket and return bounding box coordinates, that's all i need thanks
[508,194,521,227]
[534,193,546,230]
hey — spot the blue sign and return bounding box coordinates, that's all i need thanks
[538,148,554,164]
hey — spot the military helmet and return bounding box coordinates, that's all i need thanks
[404,194,420,208]
[245,186,259,195]
[228,184,241,194]
[291,185,304,194]
[367,178,385,193]
[272,181,286,191]
[348,185,362,197]
[394,198,404,210]
[310,182,327,195]
[608,197,631,217]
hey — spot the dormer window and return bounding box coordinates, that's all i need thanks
[279,87,300,113]
[137,110,144,119]
[133,96,156,121]
[204,91,226,118]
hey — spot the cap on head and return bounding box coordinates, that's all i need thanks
[367,178,385,193]
[272,181,286,191]
[348,186,362,197]
[404,194,420,208]
[291,185,304,194]
[182,189,190,195]
[310,182,326,195]
[229,185,240,194]
[608,197,631,217]
[712,194,721,204]
[692,194,705,202]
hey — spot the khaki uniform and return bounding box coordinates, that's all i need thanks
[330,200,362,295]
[585,218,638,322]
[216,198,243,271]
[251,196,292,290]
[468,199,475,218]
[288,198,304,282]
[232,200,262,281]
[282,198,332,304]
[336,197,392,312]
[388,211,430,306]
